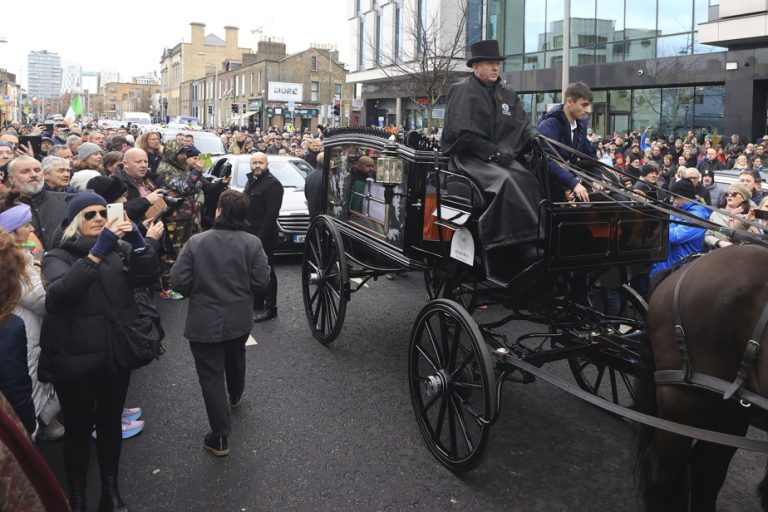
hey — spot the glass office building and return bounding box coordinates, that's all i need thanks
[486,0,732,139]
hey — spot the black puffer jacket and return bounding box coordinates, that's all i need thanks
[38,236,160,383]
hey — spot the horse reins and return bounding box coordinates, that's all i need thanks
[655,256,768,414]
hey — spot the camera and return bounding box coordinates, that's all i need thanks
[221,162,232,178]
[163,195,183,207]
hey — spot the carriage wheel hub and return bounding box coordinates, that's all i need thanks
[423,371,448,398]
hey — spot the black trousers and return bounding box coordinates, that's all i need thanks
[189,334,248,437]
[253,246,277,311]
[55,371,131,486]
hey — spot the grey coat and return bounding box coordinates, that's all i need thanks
[170,228,270,343]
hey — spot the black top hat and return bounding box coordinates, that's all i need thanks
[466,40,504,67]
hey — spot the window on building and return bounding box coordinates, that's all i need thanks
[311,56,318,71]
[375,9,382,65]
[524,0,546,54]
[466,0,483,46]
[659,0,694,36]
[311,81,319,102]
[417,0,428,55]
[395,5,404,59]
[334,83,342,98]
[358,19,365,69]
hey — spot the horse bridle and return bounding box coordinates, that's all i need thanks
[655,255,768,415]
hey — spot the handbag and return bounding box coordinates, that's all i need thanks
[98,282,162,370]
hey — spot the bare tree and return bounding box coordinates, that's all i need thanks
[367,0,479,131]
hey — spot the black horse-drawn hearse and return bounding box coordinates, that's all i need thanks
[301,127,768,509]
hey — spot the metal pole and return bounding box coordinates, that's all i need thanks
[561,0,570,98]
[214,67,219,128]
[329,47,332,126]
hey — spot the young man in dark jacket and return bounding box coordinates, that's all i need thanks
[243,152,283,321]
[537,81,602,202]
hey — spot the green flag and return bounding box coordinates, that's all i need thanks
[70,94,82,116]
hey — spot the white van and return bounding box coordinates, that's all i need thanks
[121,112,152,127]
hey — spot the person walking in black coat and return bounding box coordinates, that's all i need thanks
[39,191,160,512]
[243,152,284,322]
[171,190,270,456]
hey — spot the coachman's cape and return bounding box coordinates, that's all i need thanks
[440,74,542,249]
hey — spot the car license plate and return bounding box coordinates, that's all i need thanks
[293,235,306,243]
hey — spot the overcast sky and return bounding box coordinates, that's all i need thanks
[0,0,349,89]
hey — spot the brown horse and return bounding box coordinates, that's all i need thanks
[638,244,768,512]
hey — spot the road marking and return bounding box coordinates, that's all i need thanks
[246,335,258,346]
[350,277,369,288]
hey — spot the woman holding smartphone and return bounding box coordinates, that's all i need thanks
[39,191,160,511]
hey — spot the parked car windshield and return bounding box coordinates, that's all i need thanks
[234,157,306,189]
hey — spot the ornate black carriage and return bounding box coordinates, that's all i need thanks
[302,128,669,471]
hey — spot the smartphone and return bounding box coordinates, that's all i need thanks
[106,203,125,225]
[754,209,768,220]
[19,135,42,156]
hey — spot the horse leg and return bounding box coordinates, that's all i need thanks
[689,440,741,512]
[759,458,768,511]
[642,429,692,512]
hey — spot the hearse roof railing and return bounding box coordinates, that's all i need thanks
[322,127,444,161]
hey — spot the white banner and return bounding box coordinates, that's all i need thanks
[268,82,303,102]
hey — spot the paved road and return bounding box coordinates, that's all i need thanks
[39,257,766,511]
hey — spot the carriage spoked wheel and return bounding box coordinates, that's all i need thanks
[567,284,648,407]
[408,299,496,473]
[302,216,349,345]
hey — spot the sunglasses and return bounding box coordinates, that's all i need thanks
[726,192,743,198]
[83,209,108,220]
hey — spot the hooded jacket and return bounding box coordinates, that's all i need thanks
[537,104,598,191]
[650,201,710,276]
[155,140,189,189]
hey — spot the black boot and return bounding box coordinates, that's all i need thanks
[98,475,128,512]
[68,477,87,512]
[65,451,89,512]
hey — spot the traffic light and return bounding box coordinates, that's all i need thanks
[231,103,239,113]
[333,99,340,117]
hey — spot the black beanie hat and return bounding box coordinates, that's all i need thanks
[65,191,107,222]
[669,178,697,200]
[87,176,128,203]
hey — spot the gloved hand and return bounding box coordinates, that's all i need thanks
[122,222,147,251]
[90,228,120,259]
[492,149,516,167]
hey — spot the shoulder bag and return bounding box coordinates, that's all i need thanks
[97,281,161,370]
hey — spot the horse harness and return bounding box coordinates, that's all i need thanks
[654,256,768,413]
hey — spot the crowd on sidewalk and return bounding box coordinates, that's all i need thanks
[0,118,327,511]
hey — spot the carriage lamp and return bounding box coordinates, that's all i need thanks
[376,149,404,204]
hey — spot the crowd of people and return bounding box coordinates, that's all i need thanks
[581,126,768,280]
[0,118,327,511]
